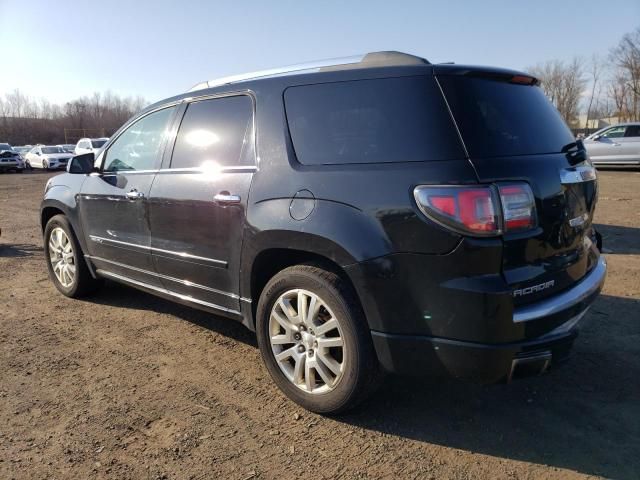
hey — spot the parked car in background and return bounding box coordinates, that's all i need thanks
[14,146,31,157]
[0,143,24,173]
[57,144,77,154]
[74,138,109,156]
[40,51,606,413]
[584,123,640,166]
[25,145,72,170]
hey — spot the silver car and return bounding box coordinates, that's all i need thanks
[584,123,640,166]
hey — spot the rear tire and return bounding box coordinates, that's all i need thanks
[44,214,102,297]
[256,264,380,414]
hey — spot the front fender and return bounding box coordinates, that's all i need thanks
[40,174,88,254]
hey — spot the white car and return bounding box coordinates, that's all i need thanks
[25,145,73,170]
[57,144,77,154]
[74,137,109,156]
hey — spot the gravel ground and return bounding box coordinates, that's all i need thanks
[0,169,638,480]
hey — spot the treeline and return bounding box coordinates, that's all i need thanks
[0,91,146,146]
[528,26,640,128]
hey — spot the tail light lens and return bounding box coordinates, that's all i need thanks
[414,185,500,236]
[414,183,536,237]
[498,183,537,232]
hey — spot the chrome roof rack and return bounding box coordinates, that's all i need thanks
[188,51,429,92]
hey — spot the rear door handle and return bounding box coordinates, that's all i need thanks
[126,189,145,199]
[214,192,241,204]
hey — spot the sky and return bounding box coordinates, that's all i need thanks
[0,0,639,105]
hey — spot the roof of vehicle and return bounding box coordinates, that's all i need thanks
[138,51,537,118]
[188,51,431,92]
[77,137,109,142]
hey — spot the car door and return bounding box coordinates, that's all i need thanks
[618,124,640,162]
[148,94,255,314]
[78,105,178,286]
[28,146,42,168]
[587,125,626,163]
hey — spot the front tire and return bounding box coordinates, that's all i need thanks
[44,214,102,297]
[42,160,48,170]
[256,265,380,414]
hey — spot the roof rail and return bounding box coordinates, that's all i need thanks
[188,51,429,92]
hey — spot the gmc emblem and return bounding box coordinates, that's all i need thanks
[513,280,555,297]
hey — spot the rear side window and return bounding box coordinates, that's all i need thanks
[438,75,575,158]
[171,95,253,169]
[284,76,465,165]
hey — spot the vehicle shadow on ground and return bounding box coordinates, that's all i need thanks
[0,243,43,258]
[81,283,639,478]
[595,223,640,255]
[337,293,640,479]
[86,281,257,348]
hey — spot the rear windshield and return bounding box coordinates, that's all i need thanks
[438,75,575,158]
[284,76,465,165]
[91,140,107,148]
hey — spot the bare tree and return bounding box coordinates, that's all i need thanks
[609,27,640,121]
[585,54,603,129]
[527,57,587,126]
[0,90,147,145]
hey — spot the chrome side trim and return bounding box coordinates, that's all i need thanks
[89,235,227,267]
[86,255,238,299]
[98,165,258,176]
[95,268,241,316]
[513,256,607,323]
[560,165,597,184]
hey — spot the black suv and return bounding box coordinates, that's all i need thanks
[41,52,606,413]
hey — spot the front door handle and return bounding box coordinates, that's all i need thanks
[126,189,145,199]
[214,192,241,204]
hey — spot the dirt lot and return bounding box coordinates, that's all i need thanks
[0,169,638,480]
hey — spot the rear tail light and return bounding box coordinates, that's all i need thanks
[414,183,536,237]
[498,184,537,232]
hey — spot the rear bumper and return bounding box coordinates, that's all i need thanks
[369,256,606,382]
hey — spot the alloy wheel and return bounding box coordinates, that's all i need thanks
[269,289,345,394]
[48,227,76,288]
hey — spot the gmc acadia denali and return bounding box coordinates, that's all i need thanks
[41,52,606,413]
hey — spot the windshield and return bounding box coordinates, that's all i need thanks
[438,75,575,158]
[42,147,65,154]
[0,143,13,151]
[91,140,107,148]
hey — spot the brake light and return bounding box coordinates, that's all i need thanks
[511,75,536,85]
[414,183,536,237]
[414,186,500,236]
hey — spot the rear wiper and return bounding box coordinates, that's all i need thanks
[562,140,587,165]
[561,141,579,153]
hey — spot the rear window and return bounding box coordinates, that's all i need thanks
[284,76,465,165]
[438,75,575,158]
[91,140,107,148]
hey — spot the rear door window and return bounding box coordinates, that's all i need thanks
[284,76,465,165]
[170,95,253,169]
[438,75,575,158]
[624,125,640,138]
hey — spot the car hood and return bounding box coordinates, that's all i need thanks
[42,153,72,160]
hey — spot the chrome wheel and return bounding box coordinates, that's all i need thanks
[48,227,75,288]
[269,289,345,394]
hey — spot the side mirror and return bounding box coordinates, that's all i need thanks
[593,134,601,141]
[67,152,95,174]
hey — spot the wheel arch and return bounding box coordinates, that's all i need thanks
[244,246,364,332]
